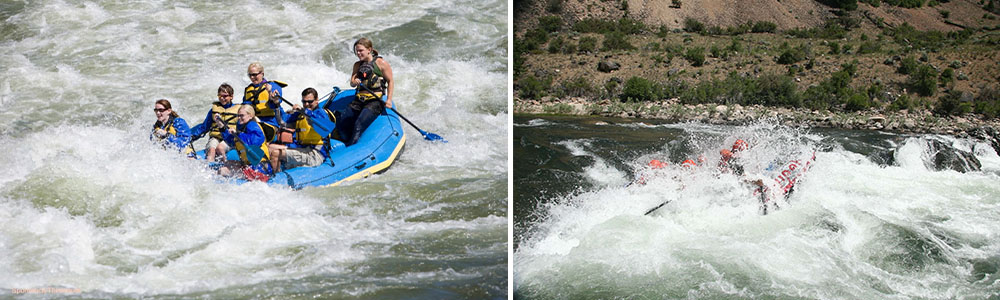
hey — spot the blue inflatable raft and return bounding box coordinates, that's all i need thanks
[197,88,406,189]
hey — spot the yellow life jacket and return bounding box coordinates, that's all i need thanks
[234,123,271,164]
[292,110,336,146]
[153,119,177,138]
[244,80,288,118]
[209,101,240,140]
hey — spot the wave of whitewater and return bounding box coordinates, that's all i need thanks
[0,0,507,298]
[515,120,1000,299]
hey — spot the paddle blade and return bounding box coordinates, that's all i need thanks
[420,130,446,143]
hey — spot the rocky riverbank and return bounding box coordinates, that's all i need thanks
[515,97,1000,152]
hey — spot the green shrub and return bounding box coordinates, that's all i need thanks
[934,90,970,116]
[684,18,705,33]
[888,94,915,111]
[573,18,616,33]
[538,16,563,33]
[777,43,810,64]
[974,86,1000,119]
[752,21,778,33]
[651,54,670,65]
[727,38,743,53]
[657,25,670,38]
[845,92,871,111]
[605,80,619,96]
[857,41,881,54]
[885,23,947,50]
[563,42,577,54]
[910,64,938,96]
[602,31,635,51]
[685,47,706,66]
[820,0,859,10]
[787,19,849,39]
[578,36,598,53]
[617,18,646,35]
[518,75,551,99]
[755,73,802,107]
[522,28,549,51]
[546,0,563,13]
[885,0,925,8]
[861,0,882,7]
[547,36,564,53]
[829,42,841,54]
[561,77,595,97]
[940,10,950,18]
[940,68,955,86]
[621,77,661,101]
[710,45,727,59]
[897,56,918,74]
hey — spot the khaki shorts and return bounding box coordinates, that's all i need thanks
[204,137,222,152]
[284,147,325,169]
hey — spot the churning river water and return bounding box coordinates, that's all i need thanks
[0,1,507,298]
[514,115,1000,299]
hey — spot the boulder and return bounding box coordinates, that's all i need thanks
[598,61,620,73]
[928,139,982,172]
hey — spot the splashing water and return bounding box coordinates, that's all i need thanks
[514,116,1000,299]
[0,0,507,298]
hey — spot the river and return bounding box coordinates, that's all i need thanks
[0,1,507,298]
[514,115,1000,299]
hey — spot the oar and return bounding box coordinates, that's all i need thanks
[357,84,446,142]
[644,200,671,215]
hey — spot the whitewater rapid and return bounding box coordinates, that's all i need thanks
[0,0,507,298]
[514,118,1000,299]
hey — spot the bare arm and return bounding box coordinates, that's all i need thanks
[377,58,393,108]
[349,61,362,87]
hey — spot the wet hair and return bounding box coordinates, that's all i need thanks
[155,99,179,118]
[353,37,379,57]
[218,83,234,97]
[248,62,263,73]
[302,87,318,99]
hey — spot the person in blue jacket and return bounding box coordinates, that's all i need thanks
[268,87,337,172]
[218,105,272,181]
[189,83,239,162]
[150,99,192,155]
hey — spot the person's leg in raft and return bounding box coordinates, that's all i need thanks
[338,107,359,145]
[268,144,288,172]
[350,101,383,145]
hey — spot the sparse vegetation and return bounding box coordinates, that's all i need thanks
[514,0,1000,123]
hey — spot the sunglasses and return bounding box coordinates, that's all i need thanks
[302,100,316,104]
[218,94,231,98]
[247,72,261,77]
[154,108,167,112]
